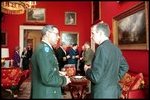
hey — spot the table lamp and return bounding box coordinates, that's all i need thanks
[64,64,76,77]
[1,48,9,66]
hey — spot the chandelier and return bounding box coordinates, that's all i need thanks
[1,1,36,15]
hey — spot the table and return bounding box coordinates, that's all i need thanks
[68,76,89,99]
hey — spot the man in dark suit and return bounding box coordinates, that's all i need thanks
[55,43,70,95]
[31,25,71,99]
[84,21,129,99]
[21,47,30,70]
[55,43,69,71]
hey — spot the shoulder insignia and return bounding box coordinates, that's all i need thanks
[44,47,50,52]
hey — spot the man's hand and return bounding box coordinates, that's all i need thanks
[63,57,67,61]
[17,63,20,66]
[80,57,83,60]
[75,55,79,58]
[66,55,70,59]
[65,76,71,85]
[59,71,66,76]
[84,64,91,72]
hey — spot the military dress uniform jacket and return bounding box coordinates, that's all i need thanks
[31,42,67,99]
[83,48,94,65]
[85,40,129,99]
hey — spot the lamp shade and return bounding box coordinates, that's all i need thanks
[1,48,9,58]
[64,64,76,77]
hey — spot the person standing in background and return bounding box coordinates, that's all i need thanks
[27,45,33,60]
[67,43,79,71]
[55,43,70,95]
[31,25,71,99]
[84,21,129,99]
[83,42,94,66]
[82,42,94,93]
[27,45,33,69]
[55,43,70,71]
[21,47,30,70]
[79,45,86,75]
[13,46,20,67]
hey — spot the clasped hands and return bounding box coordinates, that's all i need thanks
[65,76,71,85]
[59,71,71,85]
[63,55,70,61]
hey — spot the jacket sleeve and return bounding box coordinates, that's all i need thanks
[118,55,129,79]
[85,47,106,84]
[37,48,67,87]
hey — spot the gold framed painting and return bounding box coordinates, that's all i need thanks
[60,31,79,46]
[26,8,45,23]
[113,1,149,50]
[65,12,77,25]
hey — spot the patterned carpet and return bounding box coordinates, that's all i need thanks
[17,76,72,99]
[2,75,90,99]
[2,76,91,99]
[1,77,31,99]
[17,79,31,99]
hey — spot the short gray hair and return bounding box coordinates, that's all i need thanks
[84,41,91,47]
[41,25,58,35]
[93,22,110,37]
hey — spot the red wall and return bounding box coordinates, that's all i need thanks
[101,1,149,76]
[1,1,91,59]
[1,1,149,77]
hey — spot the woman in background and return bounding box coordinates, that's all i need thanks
[13,46,20,67]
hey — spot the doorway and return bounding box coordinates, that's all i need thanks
[19,25,43,56]
[24,30,42,52]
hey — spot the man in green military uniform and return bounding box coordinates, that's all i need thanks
[31,25,71,99]
[84,21,129,98]
[83,42,94,65]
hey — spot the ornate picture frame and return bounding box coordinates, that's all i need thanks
[65,12,76,25]
[60,31,79,46]
[26,8,45,23]
[113,2,149,50]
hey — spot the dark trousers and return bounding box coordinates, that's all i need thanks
[79,60,85,75]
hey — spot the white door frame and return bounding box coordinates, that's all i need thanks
[19,25,44,58]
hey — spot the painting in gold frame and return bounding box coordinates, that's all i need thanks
[65,12,76,25]
[26,8,45,23]
[60,31,79,46]
[113,2,149,50]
